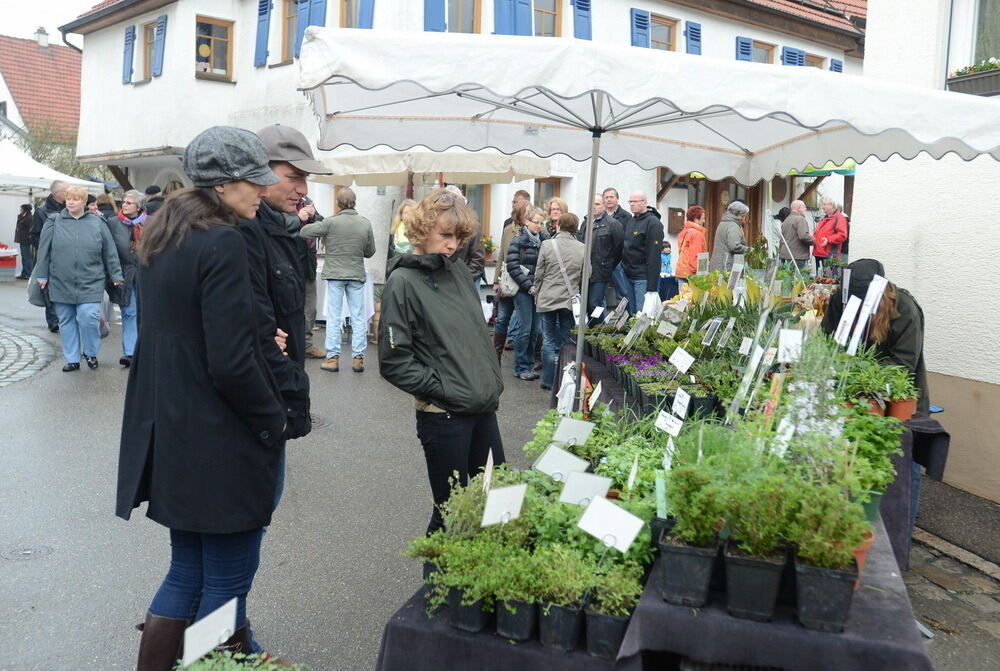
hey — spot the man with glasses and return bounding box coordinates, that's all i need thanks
[578,194,624,320]
[29,180,68,332]
[621,191,664,315]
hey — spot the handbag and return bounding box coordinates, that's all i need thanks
[550,239,582,319]
[26,237,51,308]
[497,257,520,297]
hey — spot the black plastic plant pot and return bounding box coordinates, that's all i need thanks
[795,559,857,633]
[724,548,785,621]
[447,588,491,633]
[422,561,438,581]
[585,610,630,660]
[659,539,718,607]
[689,395,719,419]
[539,603,583,652]
[496,600,536,641]
[650,517,676,551]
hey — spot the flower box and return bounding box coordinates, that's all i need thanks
[946,68,1000,97]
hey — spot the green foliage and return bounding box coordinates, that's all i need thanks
[491,546,542,605]
[725,464,793,558]
[691,357,740,403]
[594,435,662,496]
[665,457,727,547]
[588,561,644,617]
[178,651,307,670]
[842,406,904,493]
[785,472,869,571]
[522,409,562,460]
[533,544,595,609]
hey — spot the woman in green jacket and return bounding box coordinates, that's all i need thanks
[378,188,505,534]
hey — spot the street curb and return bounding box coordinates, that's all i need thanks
[914,527,1000,582]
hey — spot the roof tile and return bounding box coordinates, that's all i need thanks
[744,0,862,35]
[0,35,82,140]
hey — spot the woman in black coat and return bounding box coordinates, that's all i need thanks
[117,126,287,670]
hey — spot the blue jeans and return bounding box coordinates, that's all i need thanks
[149,528,264,633]
[19,243,33,277]
[325,279,367,358]
[120,286,138,356]
[624,278,647,315]
[587,281,608,320]
[540,309,573,389]
[53,302,101,363]
[657,276,679,301]
[494,295,518,341]
[611,264,630,312]
[512,291,539,374]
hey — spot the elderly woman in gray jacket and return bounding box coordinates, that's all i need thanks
[709,201,750,272]
[531,212,586,390]
[35,186,123,371]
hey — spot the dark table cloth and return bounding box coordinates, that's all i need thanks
[618,516,932,671]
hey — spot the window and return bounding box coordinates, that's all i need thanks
[976,0,1000,63]
[0,101,6,117]
[458,184,491,239]
[805,53,824,69]
[534,178,560,209]
[282,0,298,61]
[195,17,233,80]
[341,0,359,27]
[447,0,480,34]
[752,41,773,64]
[650,14,677,51]
[142,22,156,79]
[533,0,560,37]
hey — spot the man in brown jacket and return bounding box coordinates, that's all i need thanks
[777,199,814,271]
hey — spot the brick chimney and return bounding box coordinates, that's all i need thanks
[34,27,49,49]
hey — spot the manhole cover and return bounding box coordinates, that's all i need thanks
[2,545,53,561]
[310,413,332,430]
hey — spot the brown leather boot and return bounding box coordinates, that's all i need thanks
[136,612,187,671]
[352,355,365,372]
[493,332,506,362]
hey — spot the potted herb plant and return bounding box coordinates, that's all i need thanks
[533,544,594,652]
[493,546,540,642]
[885,367,919,421]
[585,561,644,660]
[842,407,904,522]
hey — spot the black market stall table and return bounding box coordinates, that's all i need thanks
[618,516,932,671]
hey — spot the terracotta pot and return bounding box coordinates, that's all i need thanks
[844,399,885,416]
[852,529,876,591]
[887,398,916,421]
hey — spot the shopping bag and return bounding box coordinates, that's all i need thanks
[99,296,113,339]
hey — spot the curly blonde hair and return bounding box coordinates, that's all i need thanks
[405,188,476,248]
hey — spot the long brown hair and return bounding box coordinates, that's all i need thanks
[868,283,898,344]
[137,187,236,265]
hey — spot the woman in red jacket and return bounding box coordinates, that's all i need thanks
[675,205,707,284]
[813,197,848,270]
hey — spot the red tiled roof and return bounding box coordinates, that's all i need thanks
[0,35,82,141]
[827,0,867,20]
[745,0,862,35]
[78,0,126,19]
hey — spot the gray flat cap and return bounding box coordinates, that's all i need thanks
[183,126,279,187]
[257,124,331,175]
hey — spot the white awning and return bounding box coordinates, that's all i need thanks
[313,148,551,186]
[0,140,104,195]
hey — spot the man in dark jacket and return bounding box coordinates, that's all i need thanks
[239,124,331,449]
[29,180,67,331]
[144,185,165,215]
[14,204,32,279]
[578,194,624,319]
[621,191,664,315]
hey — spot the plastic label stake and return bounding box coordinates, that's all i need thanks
[577,496,644,553]
[834,295,863,346]
[558,472,612,507]
[481,484,527,527]
[183,598,237,666]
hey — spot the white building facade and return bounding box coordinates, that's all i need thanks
[852,0,1000,502]
[63,0,864,273]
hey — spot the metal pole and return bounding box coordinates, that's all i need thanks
[573,93,605,410]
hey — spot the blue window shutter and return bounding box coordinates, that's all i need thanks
[151,15,168,75]
[426,0,446,32]
[358,0,374,28]
[309,0,327,25]
[684,21,702,55]
[781,46,796,65]
[573,0,592,40]
[121,25,135,84]
[295,0,311,57]
[254,0,271,67]
[735,36,752,61]
[514,0,532,35]
[630,9,650,48]
[798,50,807,66]
[494,0,514,35]
[830,58,843,73]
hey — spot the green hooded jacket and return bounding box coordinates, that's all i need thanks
[378,253,503,415]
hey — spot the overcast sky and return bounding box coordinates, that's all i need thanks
[3,0,99,46]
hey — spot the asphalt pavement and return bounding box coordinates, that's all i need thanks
[0,281,550,670]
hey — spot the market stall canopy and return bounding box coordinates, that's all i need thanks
[313,148,552,186]
[788,160,857,177]
[0,139,104,195]
[299,29,1000,185]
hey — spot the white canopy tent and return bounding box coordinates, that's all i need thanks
[299,28,1000,403]
[312,148,552,186]
[0,139,104,196]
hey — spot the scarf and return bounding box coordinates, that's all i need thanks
[522,225,541,246]
[118,210,147,250]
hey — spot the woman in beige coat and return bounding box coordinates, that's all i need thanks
[531,212,586,390]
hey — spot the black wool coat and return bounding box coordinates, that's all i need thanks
[505,227,550,291]
[116,224,287,534]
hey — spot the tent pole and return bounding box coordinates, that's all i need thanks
[573,93,604,411]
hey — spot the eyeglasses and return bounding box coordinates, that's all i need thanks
[628,200,645,204]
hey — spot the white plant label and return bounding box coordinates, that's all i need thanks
[482,449,494,492]
[764,258,779,287]
[676,299,689,313]
[626,455,639,491]
[655,410,684,437]
[702,318,724,347]
[656,320,678,338]
[591,306,605,319]
[739,337,753,355]
[672,388,691,419]
[696,253,709,275]
[727,262,745,291]
[556,380,576,416]
[848,274,889,355]
[718,317,737,348]
[577,496,644,553]
[623,314,652,348]
[662,437,676,471]
[571,295,582,321]
[532,443,589,481]
[481,484,527,527]
[669,347,695,374]
[774,418,796,458]
[733,253,745,267]
[183,598,237,666]
[552,417,595,447]
[777,329,804,363]
[834,295,863,346]
[558,472,612,507]
[590,381,603,408]
[841,268,852,304]
[763,347,777,368]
